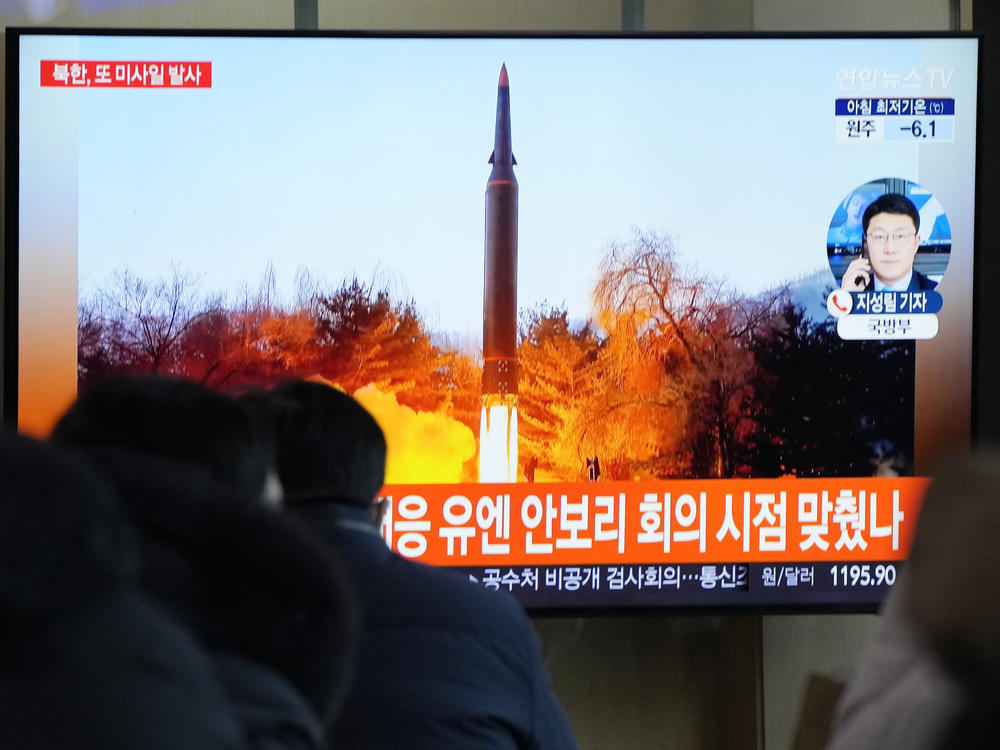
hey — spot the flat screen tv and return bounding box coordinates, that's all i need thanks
[4,29,980,610]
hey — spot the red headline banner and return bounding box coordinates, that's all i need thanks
[377,477,930,565]
[40,60,212,88]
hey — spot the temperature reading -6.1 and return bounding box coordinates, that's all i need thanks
[901,119,936,138]
[831,563,897,587]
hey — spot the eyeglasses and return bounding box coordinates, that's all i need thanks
[866,230,915,244]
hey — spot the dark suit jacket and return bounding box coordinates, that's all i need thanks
[907,270,938,291]
[293,501,579,750]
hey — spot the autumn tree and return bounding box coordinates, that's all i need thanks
[573,308,691,480]
[176,304,319,388]
[308,277,479,423]
[517,305,601,480]
[591,230,783,478]
[78,267,481,434]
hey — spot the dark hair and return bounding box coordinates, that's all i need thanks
[267,380,386,506]
[862,192,920,234]
[51,375,273,497]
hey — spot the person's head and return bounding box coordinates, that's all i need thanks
[0,428,137,626]
[907,451,1000,689]
[862,193,922,286]
[51,375,276,501]
[267,380,387,510]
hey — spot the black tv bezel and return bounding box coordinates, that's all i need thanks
[1,28,984,616]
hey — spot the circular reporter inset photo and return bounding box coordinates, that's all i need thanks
[827,178,951,293]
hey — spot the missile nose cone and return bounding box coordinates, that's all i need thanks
[489,63,516,171]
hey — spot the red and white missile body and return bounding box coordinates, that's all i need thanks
[480,64,519,483]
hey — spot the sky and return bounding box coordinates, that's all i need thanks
[18,34,980,340]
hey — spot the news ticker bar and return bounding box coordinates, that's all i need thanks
[455,561,900,608]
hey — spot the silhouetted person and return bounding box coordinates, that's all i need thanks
[827,451,1000,750]
[265,379,579,750]
[906,452,1000,749]
[0,429,245,749]
[525,455,539,482]
[586,455,600,482]
[51,375,358,749]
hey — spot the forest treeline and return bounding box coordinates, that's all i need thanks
[78,231,914,480]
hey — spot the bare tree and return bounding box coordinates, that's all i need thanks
[81,266,218,380]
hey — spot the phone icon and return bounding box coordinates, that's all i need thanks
[827,289,853,318]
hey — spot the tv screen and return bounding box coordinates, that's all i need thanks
[5,29,979,610]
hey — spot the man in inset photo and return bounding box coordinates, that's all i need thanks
[840,193,938,292]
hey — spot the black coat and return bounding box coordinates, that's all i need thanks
[0,432,245,749]
[293,501,579,750]
[55,446,361,749]
[89,450,359,733]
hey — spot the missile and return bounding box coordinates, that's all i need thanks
[480,63,519,483]
[483,63,518,399]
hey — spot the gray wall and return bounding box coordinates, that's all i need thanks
[0,2,969,748]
